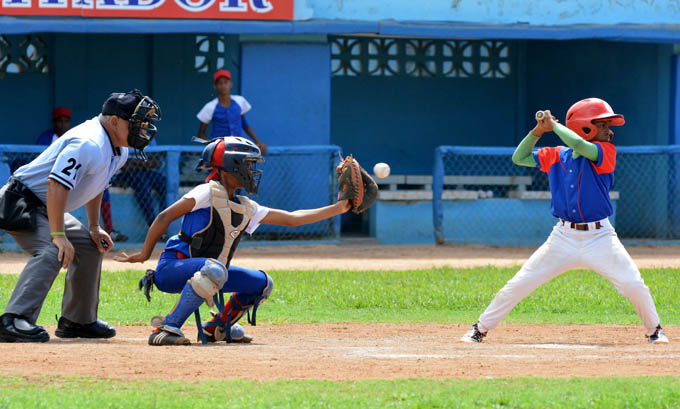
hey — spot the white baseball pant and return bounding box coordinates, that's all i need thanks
[477,218,661,333]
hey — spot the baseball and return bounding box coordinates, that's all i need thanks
[373,162,390,179]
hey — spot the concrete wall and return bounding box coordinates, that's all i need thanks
[373,198,618,246]
[241,40,331,146]
[331,39,674,175]
[304,0,680,25]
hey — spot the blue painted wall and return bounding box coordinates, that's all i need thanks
[0,34,53,144]
[331,73,518,174]
[524,40,672,149]
[0,34,675,178]
[151,34,241,145]
[241,41,331,146]
[0,33,241,146]
[304,0,680,25]
[53,34,151,128]
[331,40,674,175]
[374,198,618,246]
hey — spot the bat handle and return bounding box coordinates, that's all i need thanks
[535,110,545,120]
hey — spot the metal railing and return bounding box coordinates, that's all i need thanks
[433,145,680,245]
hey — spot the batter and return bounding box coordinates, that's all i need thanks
[460,98,669,345]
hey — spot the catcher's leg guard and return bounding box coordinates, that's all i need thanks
[203,271,273,343]
[163,282,205,329]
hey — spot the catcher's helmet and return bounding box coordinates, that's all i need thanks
[197,137,264,195]
[565,98,624,140]
[102,89,161,160]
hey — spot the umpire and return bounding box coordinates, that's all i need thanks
[0,90,161,343]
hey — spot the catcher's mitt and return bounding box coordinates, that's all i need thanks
[337,154,378,214]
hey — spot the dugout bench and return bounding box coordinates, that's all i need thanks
[371,175,618,246]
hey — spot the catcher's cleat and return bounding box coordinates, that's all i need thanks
[460,322,487,343]
[202,323,253,344]
[647,325,669,344]
[148,327,190,346]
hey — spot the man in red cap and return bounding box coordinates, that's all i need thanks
[195,69,267,153]
[36,107,72,145]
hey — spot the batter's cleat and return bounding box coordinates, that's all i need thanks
[460,322,487,343]
[148,328,190,346]
[647,325,669,344]
[55,316,116,339]
[0,313,49,343]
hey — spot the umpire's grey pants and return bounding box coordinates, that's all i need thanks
[5,211,104,325]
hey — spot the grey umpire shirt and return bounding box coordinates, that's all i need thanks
[14,117,128,209]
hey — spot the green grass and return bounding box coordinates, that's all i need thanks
[1,266,679,326]
[2,267,680,408]
[0,375,679,409]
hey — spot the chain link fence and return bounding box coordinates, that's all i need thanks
[433,146,680,245]
[0,144,342,250]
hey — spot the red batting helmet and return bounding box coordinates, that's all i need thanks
[565,98,625,140]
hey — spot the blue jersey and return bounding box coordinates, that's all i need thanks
[196,96,252,140]
[533,142,616,223]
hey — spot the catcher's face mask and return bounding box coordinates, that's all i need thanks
[197,137,264,195]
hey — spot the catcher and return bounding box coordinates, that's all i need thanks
[114,137,377,345]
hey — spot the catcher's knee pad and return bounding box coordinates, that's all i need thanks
[260,270,274,302]
[189,258,228,307]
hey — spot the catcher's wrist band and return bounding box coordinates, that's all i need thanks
[50,231,66,237]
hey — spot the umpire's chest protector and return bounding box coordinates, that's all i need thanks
[182,181,254,266]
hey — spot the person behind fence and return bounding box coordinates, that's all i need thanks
[0,90,161,343]
[460,98,669,345]
[9,107,74,174]
[36,107,71,146]
[195,69,267,154]
[114,138,167,239]
[113,137,376,346]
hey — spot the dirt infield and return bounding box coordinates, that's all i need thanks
[1,242,679,274]
[1,243,679,380]
[1,323,678,380]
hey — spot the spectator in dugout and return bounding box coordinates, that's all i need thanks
[195,69,267,154]
[36,107,71,145]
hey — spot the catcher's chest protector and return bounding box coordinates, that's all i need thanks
[184,181,254,266]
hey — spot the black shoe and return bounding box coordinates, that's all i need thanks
[55,316,116,339]
[0,313,49,343]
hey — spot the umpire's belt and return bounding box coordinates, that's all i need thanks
[560,219,602,231]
